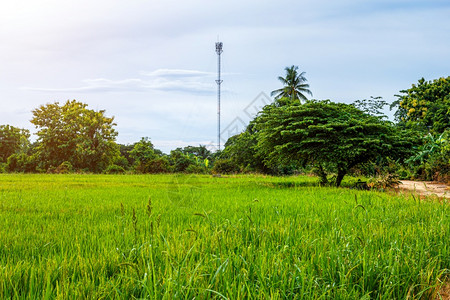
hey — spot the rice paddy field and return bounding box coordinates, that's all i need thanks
[0,174,448,299]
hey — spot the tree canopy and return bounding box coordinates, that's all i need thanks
[392,77,450,133]
[256,100,414,186]
[270,65,312,103]
[31,100,119,172]
[219,129,267,173]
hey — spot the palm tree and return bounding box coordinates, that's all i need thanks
[270,65,312,103]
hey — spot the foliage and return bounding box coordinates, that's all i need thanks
[367,174,401,190]
[57,161,73,174]
[0,174,448,299]
[352,96,388,118]
[256,100,414,186]
[144,157,171,174]
[184,164,207,174]
[6,153,38,173]
[0,125,30,163]
[168,147,212,174]
[391,77,450,133]
[220,130,267,173]
[212,158,240,174]
[30,100,119,172]
[405,130,450,181]
[104,164,126,174]
[129,137,157,172]
[270,65,312,103]
[118,143,136,169]
[169,149,196,173]
[180,145,212,161]
[112,155,131,170]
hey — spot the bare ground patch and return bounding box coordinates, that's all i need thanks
[397,180,450,199]
[434,281,450,300]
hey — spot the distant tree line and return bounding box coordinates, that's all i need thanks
[0,100,219,175]
[1,68,448,185]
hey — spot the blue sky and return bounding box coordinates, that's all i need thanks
[1,0,449,152]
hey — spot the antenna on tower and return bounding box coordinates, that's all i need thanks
[215,41,223,151]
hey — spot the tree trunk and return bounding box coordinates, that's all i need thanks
[335,169,346,187]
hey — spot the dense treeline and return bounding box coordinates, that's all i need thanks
[0,101,217,175]
[1,75,448,184]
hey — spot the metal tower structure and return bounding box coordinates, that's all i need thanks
[215,42,223,151]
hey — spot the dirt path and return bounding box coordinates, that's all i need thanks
[397,180,450,199]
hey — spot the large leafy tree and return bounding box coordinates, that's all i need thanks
[256,100,414,187]
[270,65,312,103]
[0,125,30,163]
[391,77,450,133]
[31,100,119,172]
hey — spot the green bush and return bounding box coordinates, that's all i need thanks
[367,174,401,190]
[113,156,130,170]
[6,153,37,173]
[104,164,126,174]
[212,159,240,174]
[145,157,171,174]
[185,164,207,174]
[172,155,195,173]
[52,161,73,174]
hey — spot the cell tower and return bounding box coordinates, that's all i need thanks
[215,41,223,151]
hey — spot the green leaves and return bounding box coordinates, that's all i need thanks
[270,65,312,103]
[0,125,30,163]
[30,100,119,172]
[393,77,450,133]
[129,137,156,166]
[256,100,413,186]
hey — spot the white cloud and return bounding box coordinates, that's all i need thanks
[141,69,215,78]
[21,69,216,95]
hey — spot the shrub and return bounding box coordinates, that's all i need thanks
[104,164,126,174]
[172,155,195,173]
[185,164,207,174]
[52,161,73,174]
[113,156,130,170]
[145,157,171,174]
[367,174,401,190]
[212,159,240,174]
[6,153,37,173]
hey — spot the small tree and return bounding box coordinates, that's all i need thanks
[129,137,157,173]
[256,100,414,187]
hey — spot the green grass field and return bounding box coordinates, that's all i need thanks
[0,174,448,299]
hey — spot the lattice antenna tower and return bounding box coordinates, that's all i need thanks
[215,41,223,151]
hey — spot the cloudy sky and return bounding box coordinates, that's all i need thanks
[1,0,449,152]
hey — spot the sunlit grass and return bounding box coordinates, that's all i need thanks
[0,174,448,299]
